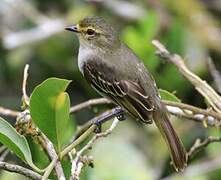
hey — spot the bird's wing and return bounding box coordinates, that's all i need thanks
[83,59,187,171]
[83,61,154,123]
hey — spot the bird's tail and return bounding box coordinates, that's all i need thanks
[152,104,187,172]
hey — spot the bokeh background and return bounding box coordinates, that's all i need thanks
[0,0,221,179]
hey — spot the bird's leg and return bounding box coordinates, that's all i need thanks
[93,106,125,133]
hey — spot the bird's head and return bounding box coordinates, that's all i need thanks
[65,16,120,50]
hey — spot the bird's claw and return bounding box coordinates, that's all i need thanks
[117,113,126,121]
[94,121,102,133]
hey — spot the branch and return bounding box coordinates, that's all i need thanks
[71,117,119,180]
[40,133,65,180]
[207,58,221,94]
[0,107,20,117]
[152,40,221,113]
[22,64,30,106]
[0,64,30,117]
[70,98,112,113]
[61,125,96,160]
[72,107,124,141]
[164,101,221,128]
[18,65,65,179]
[70,98,221,128]
[187,136,221,158]
[0,162,42,180]
[61,106,124,159]
[42,159,57,180]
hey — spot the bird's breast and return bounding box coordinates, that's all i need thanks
[78,46,95,75]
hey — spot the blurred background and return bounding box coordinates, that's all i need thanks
[0,0,221,179]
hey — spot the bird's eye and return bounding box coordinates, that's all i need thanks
[86,29,95,35]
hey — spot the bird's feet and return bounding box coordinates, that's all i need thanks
[116,113,126,121]
[93,106,125,133]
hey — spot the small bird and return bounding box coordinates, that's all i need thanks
[65,16,187,171]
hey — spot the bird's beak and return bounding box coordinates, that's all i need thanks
[65,25,79,33]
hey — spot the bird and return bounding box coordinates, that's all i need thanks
[65,16,187,171]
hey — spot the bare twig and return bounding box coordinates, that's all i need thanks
[61,107,124,159]
[207,58,221,94]
[165,101,221,128]
[22,64,30,106]
[152,40,221,113]
[0,107,20,117]
[42,159,57,180]
[188,136,221,158]
[0,162,42,180]
[41,134,65,180]
[71,117,119,180]
[61,125,97,159]
[71,161,84,180]
[70,98,221,129]
[72,107,124,141]
[13,64,65,179]
[70,98,112,113]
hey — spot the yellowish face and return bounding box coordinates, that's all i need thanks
[75,23,104,41]
[65,17,119,49]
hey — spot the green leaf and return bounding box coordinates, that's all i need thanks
[159,89,181,102]
[30,78,71,153]
[0,117,41,171]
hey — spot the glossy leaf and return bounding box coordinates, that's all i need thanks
[30,78,71,153]
[0,117,40,171]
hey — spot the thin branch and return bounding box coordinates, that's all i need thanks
[0,162,42,180]
[152,40,221,113]
[188,136,221,158]
[165,101,221,120]
[41,133,65,180]
[71,117,119,180]
[207,58,221,94]
[0,107,20,117]
[42,159,57,180]
[164,101,221,128]
[60,125,97,159]
[71,161,84,180]
[22,64,30,106]
[61,107,124,159]
[70,98,112,113]
[70,98,221,129]
[72,107,124,141]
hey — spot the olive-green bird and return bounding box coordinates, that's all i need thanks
[65,16,187,171]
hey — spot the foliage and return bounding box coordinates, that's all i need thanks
[30,78,71,153]
[0,117,40,171]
